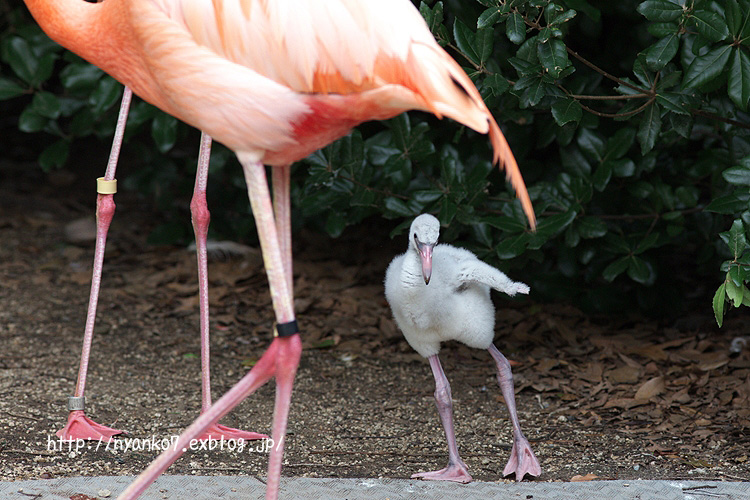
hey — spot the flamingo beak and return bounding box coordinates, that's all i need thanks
[417,241,434,285]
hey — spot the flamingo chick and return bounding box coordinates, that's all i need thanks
[385,214,541,482]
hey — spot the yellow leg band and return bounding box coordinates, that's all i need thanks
[96,178,117,195]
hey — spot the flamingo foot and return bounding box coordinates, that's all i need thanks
[411,461,473,483]
[502,435,541,481]
[56,410,125,441]
[195,423,267,442]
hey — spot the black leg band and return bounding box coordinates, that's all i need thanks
[275,320,299,338]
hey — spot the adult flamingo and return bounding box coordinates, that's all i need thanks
[57,86,264,443]
[22,0,537,498]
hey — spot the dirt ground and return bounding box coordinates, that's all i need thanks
[1,161,749,488]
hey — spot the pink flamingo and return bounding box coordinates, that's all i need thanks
[22,1,537,498]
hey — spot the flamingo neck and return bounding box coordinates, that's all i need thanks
[23,0,167,110]
[24,0,108,62]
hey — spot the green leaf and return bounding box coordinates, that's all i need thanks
[729,47,750,111]
[648,22,679,38]
[627,256,655,285]
[723,164,750,185]
[637,102,661,154]
[725,219,747,259]
[605,128,636,160]
[30,91,60,119]
[726,0,742,37]
[637,1,683,22]
[89,77,121,115]
[59,63,103,93]
[325,211,347,238]
[506,11,526,45]
[454,19,479,65]
[656,92,691,115]
[476,27,495,64]
[706,193,749,213]
[726,278,744,307]
[550,9,577,26]
[484,73,510,96]
[537,39,569,78]
[5,37,37,85]
[384,197,414,217]
[0,77,25,100]
[577,128,605,161]
[690,10,729,42]
[577,216,607,238]
[38,140,69,171]
[551,98,582,126]
[713,282,726,327]
[645,32,680,70]
[478,8,501,29]
[18,107,47,133]
[496,233,529,259]
[592,161,613,191]
[603,256,629,282]
[682,45,732,89]
[151,112,178,153]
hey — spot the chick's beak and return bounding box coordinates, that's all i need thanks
[417,242,434,285]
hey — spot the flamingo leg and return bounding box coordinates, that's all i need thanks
[412,354,472,483]
[488,344,541,481]
[119,158,301,500]
[57,87,133,441]
[190,133,267,442]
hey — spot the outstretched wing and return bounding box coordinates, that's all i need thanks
[455,259,530,297]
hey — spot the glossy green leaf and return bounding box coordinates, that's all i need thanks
[603,256,629,282]
[627,256,655,285]
[682,45,732,89]
[648,22,679,38]
[605,127,637,160]
[729,47,750,111]
[476,27,495,64]
[726,278,744,307]
[656,92,691,115]
[577,216,607,238]
[706,193,750,214]
[637,102,661,154]
[484,74,510,96]
[637,1,683,22]
[713,282,726,326]
[38,140,69,171]
[691,10,729,42]
[645,32,679,70]
[89,77,121,115]
[723,164,750,185]
[454,19,479,65]
[478,8,502,29]
[18,107,47,133]
[724,219,748,259]
[551,98,582,126]
[151,112,178,153]
[592,161,613,191]
[0,77,25,100]
[30,91,60,119]
[59,63,103,92]
[725,0,743,37]
[5,37,36,84]
[538,39,569,78]
[496,233,529,259]
[506,11,526,45]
